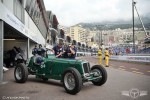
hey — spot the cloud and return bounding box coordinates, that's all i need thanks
[44,0,150,26]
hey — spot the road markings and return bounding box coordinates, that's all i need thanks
[118,68,126,71]
[110,64,116,66]
[132,71,144,75]
[119,66,125,68]
[108,65,111,67]
[147,71,150,73]
[130,68,139,70]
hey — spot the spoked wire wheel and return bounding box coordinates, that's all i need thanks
[63,68,82,94]
[91,65,107,86]
[64,72,76,90]
[15,67,22,80]
[14,63,28,83]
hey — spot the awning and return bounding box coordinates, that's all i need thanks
[50,28,58,37]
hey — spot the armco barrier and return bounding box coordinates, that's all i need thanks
[110,55,150,63]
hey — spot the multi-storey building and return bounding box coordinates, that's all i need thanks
[47,11,59,46]
[69,25,87,43]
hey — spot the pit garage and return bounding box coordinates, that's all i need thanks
[0,21,39,82]
[4,22,39,67]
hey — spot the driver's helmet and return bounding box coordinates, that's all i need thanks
[36,57,44,65]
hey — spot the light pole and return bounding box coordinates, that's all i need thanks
[132,0,136,53]
[101,31,102,46]
[98,32,100,48]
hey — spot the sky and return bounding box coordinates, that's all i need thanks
[44,0,150,27]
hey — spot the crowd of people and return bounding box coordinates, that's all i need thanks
[108,46,136,55]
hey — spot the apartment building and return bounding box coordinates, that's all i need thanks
[69,25,87,43]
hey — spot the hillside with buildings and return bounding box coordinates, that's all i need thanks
[66,18,150,49]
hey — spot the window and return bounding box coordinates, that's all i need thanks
[25,0,32,12]
[27,0,35,16]
[29,0,36,17]
[14,0,24,23]
[25,0,40,25]
[18,0,22,4]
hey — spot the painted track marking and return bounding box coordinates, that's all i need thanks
[118,68,126,71]
[119,66,125,68]
[130,68,139,70]
[132,71,144,75]
[147,71,150,73]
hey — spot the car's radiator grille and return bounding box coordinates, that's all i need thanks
[83,63,90,73]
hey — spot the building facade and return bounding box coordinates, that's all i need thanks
[69,25,87,43]
[0,0,50,82]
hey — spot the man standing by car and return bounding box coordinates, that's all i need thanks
[105,48,110,67]
[32,44,38,55]
[67,43,77,59]
[98,47,102,65]
[37,44,46,57]
[52,42,64,58]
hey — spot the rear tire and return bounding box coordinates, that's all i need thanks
[14,63,28,83]
[91,65,107,86]
[63,68,82,95]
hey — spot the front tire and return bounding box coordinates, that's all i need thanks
[63,68,82,95]
[91,65,107,86]
[14,63,28,83]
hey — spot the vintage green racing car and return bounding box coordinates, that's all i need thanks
[14,51,107,94]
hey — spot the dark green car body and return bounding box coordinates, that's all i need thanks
[14,53,107,94]
[27,54,95,81]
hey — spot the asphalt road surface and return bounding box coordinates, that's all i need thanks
[0,57,150,100]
